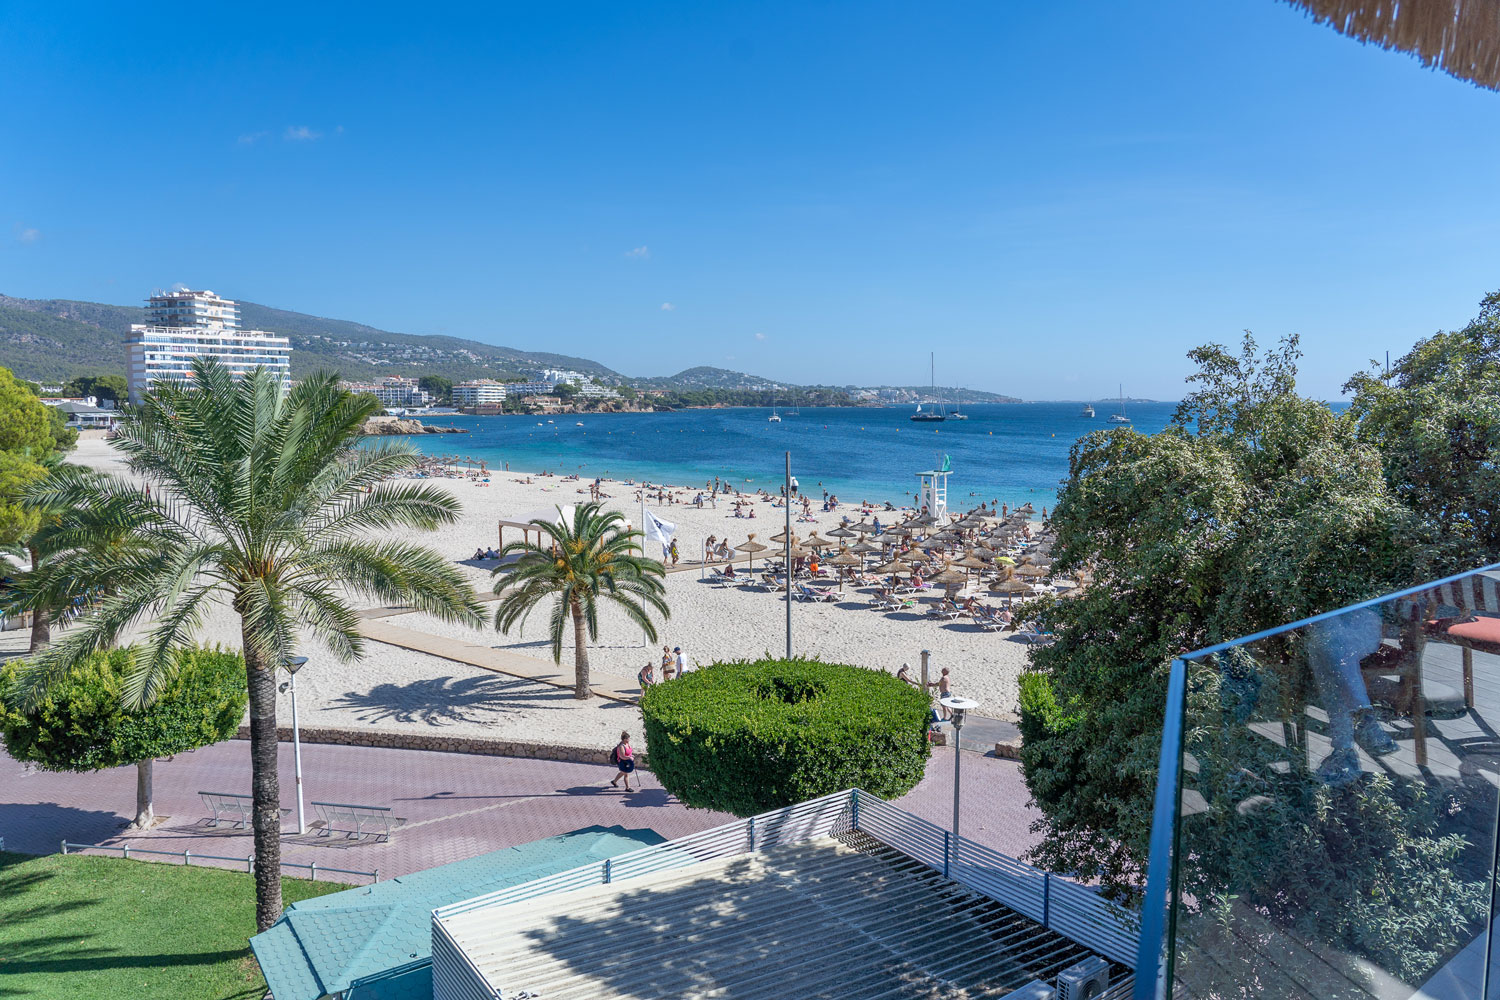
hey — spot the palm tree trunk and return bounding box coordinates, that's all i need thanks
[130,758,154,829]
[571,600,591,700]
[243,631,283,932]
[27,546,49,652]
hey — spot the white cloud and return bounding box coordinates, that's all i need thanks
[237,130,269,145]
[15,226,40,244]
[660,302,675,311]
[284,125,322,142]
[754,332,766,341]
[624,246,650,259]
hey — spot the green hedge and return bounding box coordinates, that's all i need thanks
[640,657,931,816]
[0,646,247,771]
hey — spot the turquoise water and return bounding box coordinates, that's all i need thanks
[393,402,1178,510]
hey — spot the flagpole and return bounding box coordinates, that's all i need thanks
[785,450,792,659]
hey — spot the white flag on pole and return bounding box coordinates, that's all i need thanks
[642,509,677,548]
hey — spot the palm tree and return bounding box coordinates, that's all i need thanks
[14,359,484,931]
[493,502,669,699]
[2,462,111,652]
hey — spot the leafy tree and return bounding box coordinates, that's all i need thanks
[0,366,56,459]
[0,452,46,551]
[1345,289,1500,574]
[418,375,452,402]
[0,647,248,828]
[11,357,484,931]
[1019,334,1415,893]
[492,502,668,699]
[551,381,579,400]
[41,406,78,454]
[61,374,129,406]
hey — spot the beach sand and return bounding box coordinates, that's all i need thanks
[68,437,1034,745]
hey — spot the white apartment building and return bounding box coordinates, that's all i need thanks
[126,289,291,403]
[345,376,431,408]
[452,379,508,408]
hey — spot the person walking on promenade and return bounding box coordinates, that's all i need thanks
[609,731,637,791]
[674,645,687,676]
[661,645,676,681]
[669,538,680,566]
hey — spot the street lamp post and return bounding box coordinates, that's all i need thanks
[941,695,979,869]
[280,656,309,835]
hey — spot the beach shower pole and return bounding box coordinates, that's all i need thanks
[281,656,309,835]
[785,451,792,658]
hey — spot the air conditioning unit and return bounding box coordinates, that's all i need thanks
[999,981,1055,1000]
[1056,956,1110,1000]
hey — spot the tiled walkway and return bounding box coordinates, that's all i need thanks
[0,739,1042,880]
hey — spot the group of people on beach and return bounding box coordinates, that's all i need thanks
[636,644,687,689]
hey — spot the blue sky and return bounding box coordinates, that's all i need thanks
[3,1,1497,399]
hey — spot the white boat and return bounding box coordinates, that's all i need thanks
[1081,404,1095,418]
[910,353,946,422]
[1108,385,1130,424]
[769,394,781,422]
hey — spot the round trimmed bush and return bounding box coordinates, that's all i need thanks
[640,657,932,816]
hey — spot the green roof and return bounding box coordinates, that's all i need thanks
[250,825,664,1000]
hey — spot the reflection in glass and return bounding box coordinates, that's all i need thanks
[1165,571,1500,999]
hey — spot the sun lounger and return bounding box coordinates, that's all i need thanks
[971,610,1005,631]
[927,600,963,620]
[797,583,838,603]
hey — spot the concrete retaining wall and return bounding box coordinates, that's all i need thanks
[234,724,648,768]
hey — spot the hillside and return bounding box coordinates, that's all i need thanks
[0,293,618,383]
[0,292,1025,402]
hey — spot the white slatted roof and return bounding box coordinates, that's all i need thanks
[439,835,1112,1000]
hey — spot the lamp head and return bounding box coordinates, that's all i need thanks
[940,695,979,726]
[283,655,309,675]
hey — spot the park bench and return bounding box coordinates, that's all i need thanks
[199,791,255,829]
[312,800,400,842]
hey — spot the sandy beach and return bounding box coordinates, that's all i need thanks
[67,436,1036,745]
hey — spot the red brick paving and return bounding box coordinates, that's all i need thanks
[0,739,1043,880]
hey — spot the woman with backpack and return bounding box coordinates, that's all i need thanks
[609,731,636,791]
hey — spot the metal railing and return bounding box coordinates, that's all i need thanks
[433,787,1138,966]
[58,840,379,882]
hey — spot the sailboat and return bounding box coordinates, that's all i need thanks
[910,352,946,422]
[768,392,781,423]
[950,387,968,420]
[1108,385,1131,424]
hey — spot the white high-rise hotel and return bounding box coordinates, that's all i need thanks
[126,289,291,403]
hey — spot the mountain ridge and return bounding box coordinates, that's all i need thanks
[0,291,1018,400]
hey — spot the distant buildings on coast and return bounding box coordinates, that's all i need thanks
[126,289,290,403]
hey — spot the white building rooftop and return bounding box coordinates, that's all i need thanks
[433,791,1137,1000]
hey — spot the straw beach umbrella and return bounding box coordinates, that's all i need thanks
[804,532,831,550]
[990,577,1032,606]
[931,564,969,591]
[825,525,857,542]
[874,558,912,577]
[735,534,768,571]
[1280,1,1500,90]
[829,548,862,591]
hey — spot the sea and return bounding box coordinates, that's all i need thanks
[389,402,1178,511]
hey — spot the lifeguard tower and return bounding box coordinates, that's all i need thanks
[915,455,950,523]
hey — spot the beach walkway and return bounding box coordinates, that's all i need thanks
[0,739,1043,880]
[356,611,642,702]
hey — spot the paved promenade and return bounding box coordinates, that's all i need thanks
[0,739,1042,880]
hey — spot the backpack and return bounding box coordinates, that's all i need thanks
[609,746,620,766]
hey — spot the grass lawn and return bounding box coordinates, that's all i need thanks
[0,850,350,1000]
